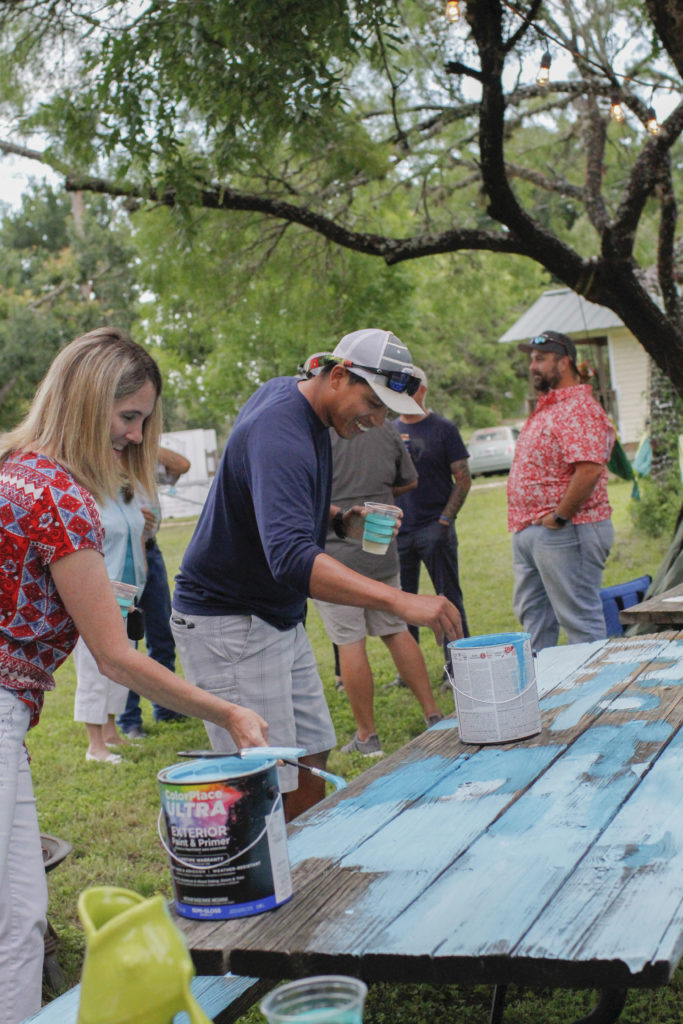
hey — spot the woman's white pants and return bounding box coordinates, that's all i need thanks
[0,689,47,1024]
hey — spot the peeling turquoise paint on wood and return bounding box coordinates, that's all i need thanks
[519,722,683,975]
[362,720,673,961]
[637,661,683,686]
[288,746,560,870]
[180,632,683,991]
[543,663,649,731]
[339,747,561,874]
[598,694,661,712]
[534,640,605,696]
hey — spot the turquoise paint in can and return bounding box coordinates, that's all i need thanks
[157,757,292,920]
[446,632,541,744]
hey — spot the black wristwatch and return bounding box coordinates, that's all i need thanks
[553,512,569,527]
[332,509,347,539]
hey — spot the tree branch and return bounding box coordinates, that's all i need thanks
[605,98,683,260]
[0,139,48,162]
[64,171,533,264]
[656,158,681,326]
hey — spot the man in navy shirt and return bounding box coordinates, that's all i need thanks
[394,367,471,679]
[172,330,463,818]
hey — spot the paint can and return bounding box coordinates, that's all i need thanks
[446,632,541,744]
[157,756,292,920]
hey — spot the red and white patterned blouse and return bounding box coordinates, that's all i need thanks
[0,452,104,726]
[507,385,615,533]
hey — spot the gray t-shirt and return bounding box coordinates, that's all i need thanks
[325,422,417,581]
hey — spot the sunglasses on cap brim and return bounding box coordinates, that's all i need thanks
[347,361,421,396]
[528,334,570,354]
[305,354,421,396]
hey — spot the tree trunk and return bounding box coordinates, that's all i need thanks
[649,358,681,482]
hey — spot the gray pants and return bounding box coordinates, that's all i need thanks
[171,613,336,792]
[512,521,614,651]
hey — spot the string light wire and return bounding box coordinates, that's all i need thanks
[447,1,673,134]
[495,0,678,96]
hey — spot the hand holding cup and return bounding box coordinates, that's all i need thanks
[362,501,402,555]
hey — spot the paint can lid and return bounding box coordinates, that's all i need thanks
[158,756,277,784]
[449,632,531,650]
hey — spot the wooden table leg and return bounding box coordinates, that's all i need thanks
[43,919,67,993]
[489,984,507,1024]
[489,985,627,1024]
[571,988,627,1024]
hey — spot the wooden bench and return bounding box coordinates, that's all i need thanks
[22,972,271,1024]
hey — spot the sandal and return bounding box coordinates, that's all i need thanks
[86,751,122,764]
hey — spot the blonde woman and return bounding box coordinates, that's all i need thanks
[0,328,268,1024]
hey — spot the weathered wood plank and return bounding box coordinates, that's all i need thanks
[518,693,683,979]
[21,974,268,1024]
[534,640,607,696]
[619,583,683,626]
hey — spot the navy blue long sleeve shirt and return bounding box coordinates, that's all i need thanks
[173,378,331,630]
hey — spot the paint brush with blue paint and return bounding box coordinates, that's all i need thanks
[177,748,347,791]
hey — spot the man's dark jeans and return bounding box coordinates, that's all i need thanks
[117,539,180,729]
[397,520,470,664]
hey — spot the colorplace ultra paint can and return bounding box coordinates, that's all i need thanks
[157,756,292,920]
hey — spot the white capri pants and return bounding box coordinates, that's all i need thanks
[73,637,130,723]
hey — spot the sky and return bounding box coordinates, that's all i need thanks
[0,151,58,211]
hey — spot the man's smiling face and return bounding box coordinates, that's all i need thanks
[327,369,388,439]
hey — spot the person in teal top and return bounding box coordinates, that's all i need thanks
[73,489,147,762]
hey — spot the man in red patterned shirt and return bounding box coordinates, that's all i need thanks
[507,331,616,650]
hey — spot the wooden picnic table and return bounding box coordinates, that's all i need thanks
[175,632,683,1024]
[618,582,683,627]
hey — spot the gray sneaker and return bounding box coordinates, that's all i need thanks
[121,726,147,741]
[340,733,383,757]
[382,675,407,691]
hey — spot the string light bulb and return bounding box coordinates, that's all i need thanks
[445,0,460,22]
[536,51,551,86]
[646,107,659,135]
[610,94,625,122]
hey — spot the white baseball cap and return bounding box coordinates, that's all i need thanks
[330,328,423,415]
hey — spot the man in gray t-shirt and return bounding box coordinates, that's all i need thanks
[314,422,443,756]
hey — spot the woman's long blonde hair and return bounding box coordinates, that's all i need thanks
[0,328,163,503]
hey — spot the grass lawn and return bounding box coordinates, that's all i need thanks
[29,476,683,1023]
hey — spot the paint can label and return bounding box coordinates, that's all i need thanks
[447,632,541,744]
[158,761,292,919]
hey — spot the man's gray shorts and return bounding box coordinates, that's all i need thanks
[313,572,407,645]
[171,612,336,792]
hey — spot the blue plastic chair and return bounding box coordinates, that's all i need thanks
[600,574,652,636]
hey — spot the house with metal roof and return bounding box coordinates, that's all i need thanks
[499,287,649,448]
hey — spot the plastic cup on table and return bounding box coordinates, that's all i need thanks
[259,976,368,1024]
[111,580,138,620]
[362,501,402,555]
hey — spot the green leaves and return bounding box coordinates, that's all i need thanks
[0,183,139,428]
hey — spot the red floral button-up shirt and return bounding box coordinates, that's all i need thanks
[0,452,104,726]
[507,385,615,533]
